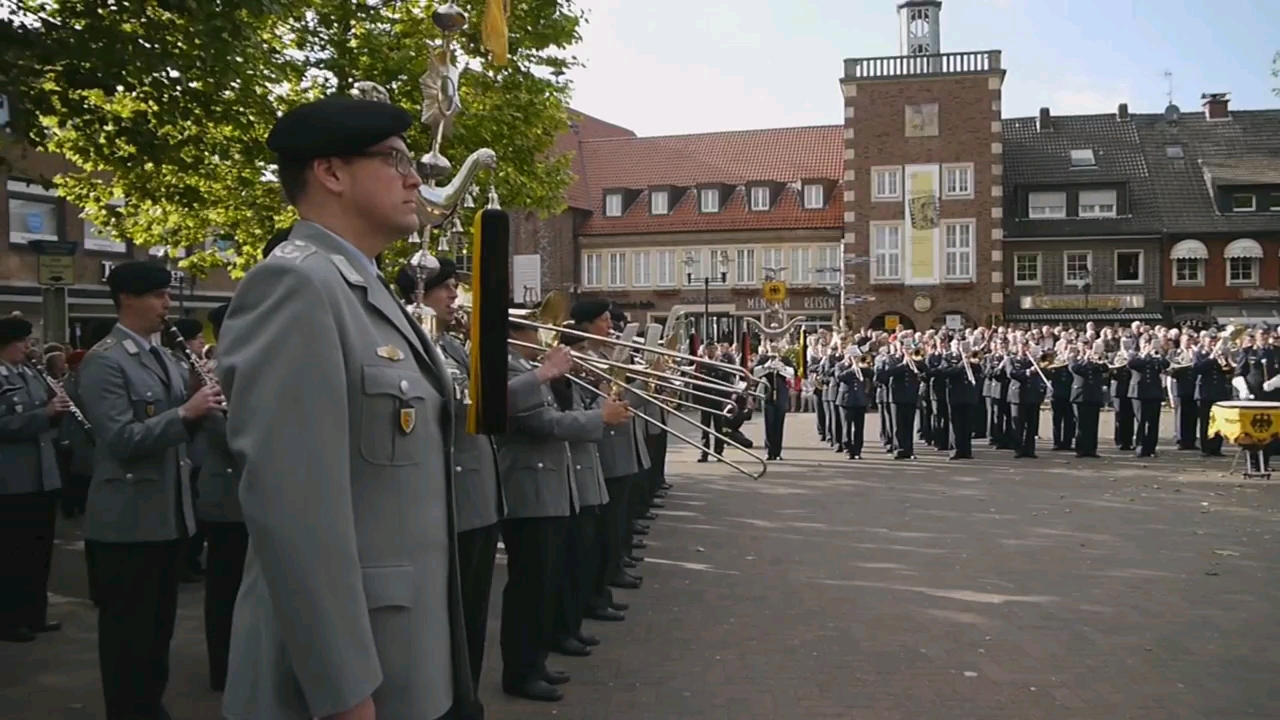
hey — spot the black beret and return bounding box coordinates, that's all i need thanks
[208,303,230,337]
[107,261,173,296]
[263,226,295,258]
[0,316,33,346]
[570,299,611,324]
[172,318,204,341]
[395,255,456,301]
[267,96,414,161]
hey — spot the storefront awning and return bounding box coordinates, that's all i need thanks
[1004,311,1165,323]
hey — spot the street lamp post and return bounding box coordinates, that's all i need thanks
[685,253,729,344]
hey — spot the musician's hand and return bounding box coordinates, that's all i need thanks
[537,346,573,382]
[323,696,375,720]
[44,393,72,417]
[601,398,632,425]
[179,384,225,420]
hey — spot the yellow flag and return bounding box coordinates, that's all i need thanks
[481,0,509,66]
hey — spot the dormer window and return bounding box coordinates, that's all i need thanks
[1069,149,1096,168]
[1165,145,1184,159]
[650,190,669,215]
[699,188,720,213]
[1028,191,1066,218]
[604,192,623,217]
[749,186,770,211]
[803,183,824,209]
[1078,189,1117,217]
[1232,193,1256,212]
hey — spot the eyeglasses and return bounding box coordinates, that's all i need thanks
[352,149,419,178]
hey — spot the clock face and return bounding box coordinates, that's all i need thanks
[913,294,932,313]
[910,16,929,36]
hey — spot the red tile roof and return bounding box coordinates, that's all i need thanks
[569,125,846,235]
[554,109,638,210]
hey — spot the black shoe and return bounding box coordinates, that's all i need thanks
[632,538,648,550]
[553,637,592,657]
[649,499,666,508]
[609,574,641,590]
[660,482,672,490]
[609,600,629,612]
[622,558,637,569]
[576,633,601,647]
[696,455,709,463]
[587,607,625,621]
[641,511,659,520]
[948,454,972,460]
[627,554,644,563]
[893,452,913,460]
[504,679,563,701]
[543,668,571,685]
[653,491,668,499]
[1,626,36,643]
[32,620,60,633]
[631,525,649,536]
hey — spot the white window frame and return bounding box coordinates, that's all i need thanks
[1063,250,1092,286]
[1069,149,1096,168]
[1231,194,1256,213]
[870,222,902,282]
[735,248,757,284]
[606,251,627,287]
[942,220,975,281]
[788,247,811,284]
[871,167,902,201]
[762,247,784,280]
[699,188,720,213]
[1226,257,1259,286]
[682,249,702,284]
[802,183,824,209]
[814,246,841,285]
[1172,257,1204,286]
[632,250,652,287]
[1113,249,1143,285]
[650,190,669,215]
[749,186,770,211]
[1028,191,1067,218]
[656,250,676,287]
[1078,189,1118,218]
[1013,252,1041,286]
[708,249,731,285]
[582,252,602,288]
[604,193,623,217]
[942,163,974,199]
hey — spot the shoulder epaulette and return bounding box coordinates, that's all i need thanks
[267,239,317,264]
[88,336,118,354]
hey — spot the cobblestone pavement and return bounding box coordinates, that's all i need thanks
[4,410,1279,720]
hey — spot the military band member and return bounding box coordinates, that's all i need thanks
[881,345,919,460]
[78,260,223,720]
[58,349,94,519]
[1007,348,1048,459]
[936,349,981,460]
[693,344,728,462]
[874,350,894,453]
[1234,327,1280,473]
[925,346,949,451]
[1069,348,1108,458]
[835,350,869,459]
[1112,339,1136,451]
[1170,336,1199,451]
[217,96,479,720]
[500,321,629,702]
[171,316,210,581]
[1048,353,1075,451]
[820,346,840,451]
[191,303,248,693]
[1193,340,1231,457]
[1128,346,1170,458]
[754,344,795,461]
[0,316,68,644]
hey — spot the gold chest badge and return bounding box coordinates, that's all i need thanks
[398,399,416,434]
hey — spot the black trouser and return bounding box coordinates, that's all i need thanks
[458,522,500,688]
[840,406,866,456]
[971,399,987,439]
[62,472,91,517]
[1074,402,1102,457]
[893,402,915,457]
[1134,399,1161,456]
[918,402,932,444]
[499,516,569,686]
[764,404,787,458]
[816,395,828,440]
[1175,397,1198,449]
[985,397,1000,444]
[878,397,893,448]
[186,469,205,574]
[598,476,631,593]
[699,410,725,457]
[1114,396,1135,448]
[1198,400,1224,455]
[933,399,950,450]
[1013,402,1040,456]
[201,520,247,693]
[1050,399,1076,449]
[86,539,183,720]
[650,432,668,492]
[0,490,59,634]
[828,400,843,447]
[949,403,973,458]
[555,510,594,644]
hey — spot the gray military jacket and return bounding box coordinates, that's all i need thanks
[194,358,242,524]
[566,381,608,508]
[0,362,62,495]
[58,370,95,479]
[496,351,605,519]
[591,366,648,480]
[77,326,200,542]
[439,334,503,532]
[216,222,478,720]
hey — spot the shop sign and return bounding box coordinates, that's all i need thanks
[1019,294,1145,310]
[1240,288,1280,300]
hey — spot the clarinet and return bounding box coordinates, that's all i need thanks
[163,320,226,412]
[30,362,92,431]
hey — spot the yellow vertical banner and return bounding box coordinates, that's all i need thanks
[904,164,940,284]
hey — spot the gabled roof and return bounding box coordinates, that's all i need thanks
[1001,112,1161,238]
[553,109,637,211]
[1133,109,1280,234]
[574,125,845,235]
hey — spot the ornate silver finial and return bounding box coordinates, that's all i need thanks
[487,185,501,210]
[351,81,391,103]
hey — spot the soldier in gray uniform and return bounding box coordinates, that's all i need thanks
[499,320,630,702]
[171,316,209,582]
[59,349,95,518]
[217,96,481,720]
[77,260,226,720]
[0,316,70,644]
[192,303,247,693]
[394,257,507,689]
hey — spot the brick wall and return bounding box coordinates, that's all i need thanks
[1162,233,1280,304]
[1003,238,1164,313]
[508,207,583,296]
[841,56,1004,330]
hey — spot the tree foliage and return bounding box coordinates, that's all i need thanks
[2,0,584,277]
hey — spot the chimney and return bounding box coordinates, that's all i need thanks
[1117,103,1130,121]
[1037,106,1052,132]
[1201,92,1230,120]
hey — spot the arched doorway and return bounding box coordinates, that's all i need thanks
[930,311,977,331]
[868,311,916,332]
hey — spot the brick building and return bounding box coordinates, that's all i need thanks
[839,0,1005,332]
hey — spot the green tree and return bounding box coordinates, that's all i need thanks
[3,0,583,278]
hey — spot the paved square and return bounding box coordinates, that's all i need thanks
[4,410,1278,719]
